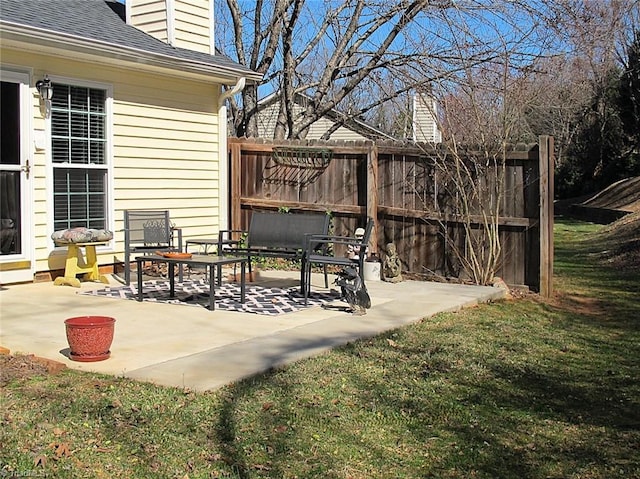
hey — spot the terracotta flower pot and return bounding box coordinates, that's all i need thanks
[64,316,115,362]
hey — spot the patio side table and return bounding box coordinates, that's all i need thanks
[135,254,247,310]
[185,239,218,255]
[54,242,110,288]
[185,238,244,283]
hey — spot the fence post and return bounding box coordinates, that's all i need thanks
[230,140,242,233]
[367,143,379,253]
[539,135,554,297]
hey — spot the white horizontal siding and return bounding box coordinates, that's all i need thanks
[413,94,442,143]
[256,102,280,138]
[308,117,367,141]
[257,102,367,140]
[173,0,213,53]
[112,88,219,229]
[129,0,168,43]
[174,29,211,53]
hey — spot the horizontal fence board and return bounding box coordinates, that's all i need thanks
[240,197,365,216]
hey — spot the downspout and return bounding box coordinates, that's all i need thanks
[219,77,246,105]
[218,77,246,231]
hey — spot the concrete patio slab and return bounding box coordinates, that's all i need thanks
[0,270,506,391]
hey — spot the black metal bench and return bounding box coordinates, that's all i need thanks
[218,211,331,291]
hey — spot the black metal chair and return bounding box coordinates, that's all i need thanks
[302,217,374,305]
[123,210,182,284]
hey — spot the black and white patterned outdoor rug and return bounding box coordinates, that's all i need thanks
[79,279,342,316]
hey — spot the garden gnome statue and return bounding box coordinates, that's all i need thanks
[346,227,367,260]
[382,242,403,283]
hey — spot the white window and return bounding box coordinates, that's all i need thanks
[51,83,108,230]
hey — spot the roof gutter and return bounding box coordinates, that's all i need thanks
[0,21,262,85]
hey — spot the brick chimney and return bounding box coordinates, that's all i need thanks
[126,0,215,54]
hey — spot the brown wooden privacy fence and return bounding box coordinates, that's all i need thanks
[228,136,554,295]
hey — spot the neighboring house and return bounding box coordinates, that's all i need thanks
[412,93,442,144]
[255,92,397,141]
[254,91,441,144]
[0,0,261,284]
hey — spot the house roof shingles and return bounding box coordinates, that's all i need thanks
[0,0,260,82]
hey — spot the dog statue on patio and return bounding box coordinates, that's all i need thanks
[335,267,371,316]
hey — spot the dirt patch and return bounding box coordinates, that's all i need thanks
[547,292,608,317]
[0,354,67,387]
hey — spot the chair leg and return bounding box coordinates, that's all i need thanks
[124,250,130,284]
[304,261,311,305]
[216,239,223,282]
[357,260,366,290]
[300,258,306,295]
[216,265,222,285]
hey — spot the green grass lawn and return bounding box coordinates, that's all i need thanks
[2,219,639,479]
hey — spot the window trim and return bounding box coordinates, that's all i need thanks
[46,76,114,249]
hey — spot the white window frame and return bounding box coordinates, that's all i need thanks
[45,76,114,249]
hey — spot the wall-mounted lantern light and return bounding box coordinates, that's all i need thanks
[35,75,53,118]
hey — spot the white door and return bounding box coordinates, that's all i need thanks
[0,71,33,283]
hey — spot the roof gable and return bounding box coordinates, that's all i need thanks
[257,92,396,141]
